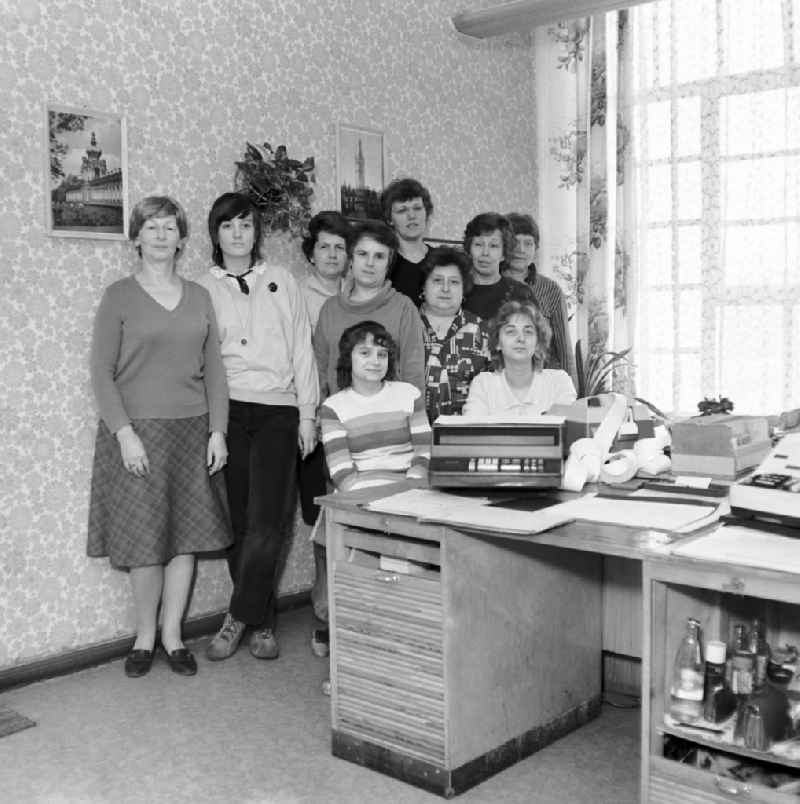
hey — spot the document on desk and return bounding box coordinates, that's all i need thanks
[365,489,489,520]
[544,494,717,531]
[365,488,574,535]
[672,525,800,574]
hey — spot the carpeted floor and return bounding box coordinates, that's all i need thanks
[0,606,640,803]
[0,705,36,739]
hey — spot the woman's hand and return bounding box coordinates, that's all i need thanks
[298,418,317,459]
[207,431,228,475]
[116,425,149,477]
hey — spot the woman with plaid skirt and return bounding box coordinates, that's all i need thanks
[88,196,233,679]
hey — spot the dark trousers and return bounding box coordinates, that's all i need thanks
[225,401,298,628]
[297,441,328,526]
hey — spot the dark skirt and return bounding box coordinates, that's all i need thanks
[87,415,233,569]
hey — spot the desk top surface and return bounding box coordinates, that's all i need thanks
[318,482,687,561]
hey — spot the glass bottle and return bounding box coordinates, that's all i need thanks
[704,640,737,722]
[729,623,754,698]
[749,618,769,689]
[670,617,704,722]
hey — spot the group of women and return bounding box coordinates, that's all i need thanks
[87,178,577,680]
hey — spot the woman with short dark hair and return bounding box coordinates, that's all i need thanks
[419,246,490,421]
[380,177,434,305]
[313,219,426,400]
[462,212,535,321]
[196,192,318,664]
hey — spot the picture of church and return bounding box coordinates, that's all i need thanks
[336,123,384,220]
[47,106,128,239]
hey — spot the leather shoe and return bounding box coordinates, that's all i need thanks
[164,647,197,676]
[124,649,154,678]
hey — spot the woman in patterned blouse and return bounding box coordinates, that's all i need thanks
[419,246,490,422]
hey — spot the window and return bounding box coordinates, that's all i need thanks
[632,0,800,415]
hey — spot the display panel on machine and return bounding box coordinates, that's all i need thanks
[430,416,565,489]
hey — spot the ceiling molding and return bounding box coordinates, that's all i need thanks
[451,0,650,39]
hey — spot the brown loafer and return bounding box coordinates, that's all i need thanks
[164,647,197,676]
[124,649,154,678]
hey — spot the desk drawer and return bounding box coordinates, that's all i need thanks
[333,560,444,764]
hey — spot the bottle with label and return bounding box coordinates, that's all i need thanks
[749,618,770,689]
[703,640,737,722]
[670,617,704,722]
[729,623,754,698]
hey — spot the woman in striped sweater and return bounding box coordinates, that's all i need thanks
[319,321,431,492]
[316,321,431,693]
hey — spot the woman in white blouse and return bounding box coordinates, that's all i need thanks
[463,300,577,416]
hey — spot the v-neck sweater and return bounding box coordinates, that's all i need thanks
[90,276,228,434]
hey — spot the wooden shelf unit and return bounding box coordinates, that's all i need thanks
[642,556,800,803]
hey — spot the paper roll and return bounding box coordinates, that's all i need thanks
[633,437,671,477]
[652,424,671,450]
[561,454,589,492]
[636,453,672,477]
[592,393,629,456]
[570,438,602,481]
[600,450,639,485]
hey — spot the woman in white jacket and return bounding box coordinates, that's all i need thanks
[196,192,318,663]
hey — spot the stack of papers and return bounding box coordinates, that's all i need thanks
[541,494,718,532]
[672,525,800,573]
[363,488,722,536]
[365,489,574,535]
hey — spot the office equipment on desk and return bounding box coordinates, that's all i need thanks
[728,432,800,528]
[670,414,771,479]
[558,393,630,492]
[429,415,564,489]
[550,393,656,453]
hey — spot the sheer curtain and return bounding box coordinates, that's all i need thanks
[536,0,800,416]
[630,0,800,415]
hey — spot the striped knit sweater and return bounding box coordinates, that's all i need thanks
[319,381,431,491]
[527,266,575,380]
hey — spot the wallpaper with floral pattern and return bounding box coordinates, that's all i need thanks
[0,0,537,669]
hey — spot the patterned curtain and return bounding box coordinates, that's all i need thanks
[534,12,637,398]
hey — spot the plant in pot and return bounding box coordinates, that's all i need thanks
[234,142,315,238]
[575,339,668,423]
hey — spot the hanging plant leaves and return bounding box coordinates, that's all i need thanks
[234,141,316,238]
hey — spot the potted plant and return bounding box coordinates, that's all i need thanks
[575,339,668,422]
[234,142,315,238]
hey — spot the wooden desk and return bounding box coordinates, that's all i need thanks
[320,486,659,797]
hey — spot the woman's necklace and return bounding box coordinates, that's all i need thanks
[424,310,455,340]
[223,273,253,345]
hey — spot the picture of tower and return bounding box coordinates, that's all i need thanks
[337,124,384,219]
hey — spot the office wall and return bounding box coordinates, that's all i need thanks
[0,0,537,669]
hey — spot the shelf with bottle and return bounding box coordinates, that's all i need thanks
[642,557,800,802]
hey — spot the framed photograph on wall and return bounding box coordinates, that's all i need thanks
[45,104,128,240]
[336,123,385,220]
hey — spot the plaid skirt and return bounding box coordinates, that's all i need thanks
[87,415,233,569]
